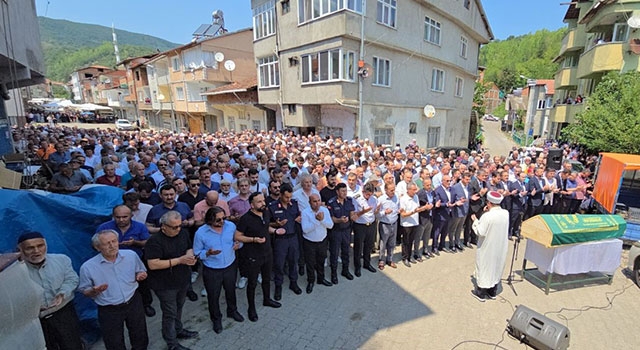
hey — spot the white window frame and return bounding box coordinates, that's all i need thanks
[298,0,362,25]
[171,57,180,72]
[372,56,391,87]
[454,76,464,97]
[427,127,440,148]
[613,23,629,42]
[253,1,276,41]
[301,48,357,84]
[228,116,236,130]
[537,100,546,110]
[258,56,280,88]
[460,36,468,58]
[374,128,393,146]
[376,0,397,28]
[175,86,185,101]
[424,16,441,45]
[431,68,445,92]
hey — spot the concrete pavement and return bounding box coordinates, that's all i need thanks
[481,119,517,158]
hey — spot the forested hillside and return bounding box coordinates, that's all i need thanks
[479,28,566,92]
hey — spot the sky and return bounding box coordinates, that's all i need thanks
[35,0,568,44]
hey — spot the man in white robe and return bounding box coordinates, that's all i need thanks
[471,191,509,301]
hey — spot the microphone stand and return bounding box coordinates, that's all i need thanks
[505,234,522,296]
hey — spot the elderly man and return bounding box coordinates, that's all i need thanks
[351,182,378,276]
[300,193,334,293]
[146,211,199,350]
[377,182,400,269]
[194,191,230,226]
[49,162,90,193]
[399,182,428,267]
[96,162,122,187]
[470,191,510,302]
[79,230,149,350]
[17,232,84,350]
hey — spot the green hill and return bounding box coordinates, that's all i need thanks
[38,17,180,82]
[479,28,567,92]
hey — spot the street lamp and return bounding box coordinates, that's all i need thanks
[521,75,537,146]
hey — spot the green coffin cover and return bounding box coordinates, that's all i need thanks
[543,215,627,246]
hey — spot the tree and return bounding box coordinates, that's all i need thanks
[562,71,640,154]
[473,81,488,117]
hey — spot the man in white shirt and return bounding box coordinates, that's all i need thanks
[123,192,153,224]
[351,182,378,276]
[300,193,334,293]
[292,173,319,212]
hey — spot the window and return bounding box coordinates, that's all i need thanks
[455,77,464,97]
[252,120,261,130]
[460,36,468,58]
[301,48,357,84]
[409,122,417,134]
[287,104,297,115]
[537,100,546,109]
[318,126,343,138]
[613,23,629,42]
[374,128,393,146]
[373,57,391,87]
[137,91,143,102]
[424,16,441,45]
[171,57,180,71]
[431,68,445,92]
[258,56,280,88]
[281,0,290,14]
[298,0,362,24]
[240,124,248,131]
[135,71,140,81]
[253,1,276,40]
[175,86,185,100]
[427,127,440,148]
[228,116,236,130]
[376,0,397,28]
[463,0,471,10]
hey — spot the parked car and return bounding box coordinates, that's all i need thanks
[115,119,134,131]
[483,114,499,122]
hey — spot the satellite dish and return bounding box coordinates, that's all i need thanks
[224,60,236,72]
[215,52,225,63]
[423,105,436,118]
[628,15,640,29]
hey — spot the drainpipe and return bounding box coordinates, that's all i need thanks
[357,0,366,139]
[275,9,285,130]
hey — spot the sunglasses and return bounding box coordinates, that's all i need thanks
[189,183,200,187]
[214,217,224,223]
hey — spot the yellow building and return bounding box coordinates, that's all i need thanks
[550,0,640,139]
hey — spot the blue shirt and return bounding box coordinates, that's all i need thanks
[198,182,220,195]
[146,201,194,227]
[193,221,237,269]
[327,196,355,231]
[268,200,300,235]
[96,220,150,258]
[78,249,146,306]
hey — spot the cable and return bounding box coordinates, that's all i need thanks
[450,329,510,350]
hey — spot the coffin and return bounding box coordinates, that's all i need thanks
[521,214,626,247]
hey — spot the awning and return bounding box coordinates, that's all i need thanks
[593,153,640,213]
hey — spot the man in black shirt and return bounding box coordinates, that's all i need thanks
[234,192,282,322]
[178,175,205,210]
[146,211,199,350]
[320,171,338,204]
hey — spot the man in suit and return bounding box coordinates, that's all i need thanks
[449,172,471,252]
[432,175,454,254]
[464,169,489,247]
[508,171,529,239]
[525,167,544,219]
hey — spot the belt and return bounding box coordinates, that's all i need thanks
[274,234,296,239]
[354,222,374,226]
[380,220,397,225]
[98,294,136,309]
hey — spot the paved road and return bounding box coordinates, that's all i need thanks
[481,119,517,158]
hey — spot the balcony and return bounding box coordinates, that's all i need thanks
[558,28,586,57]
[550,103,585,124]
[577,42,624,79]
[554,67,578,89]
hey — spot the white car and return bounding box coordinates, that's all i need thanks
[115,119,134,131]
[483,114,499,122]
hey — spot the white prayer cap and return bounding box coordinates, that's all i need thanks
[487,191,504,204]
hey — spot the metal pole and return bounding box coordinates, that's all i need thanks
[357,0,366,139]
[525,80,536,146]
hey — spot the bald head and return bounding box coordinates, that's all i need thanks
[309,193,321,211]
[205,191,219,206]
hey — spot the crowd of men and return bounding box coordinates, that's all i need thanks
[12,123,597,350]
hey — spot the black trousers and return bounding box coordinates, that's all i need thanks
[154,286,188,348]
[353,222,376,269]
[39,301,84,350]
[243,254,273,312]
[401,225,418,260]
[202,261,238,323]
[97,291,148,350]
[273,235,300,287]
[509,210,524,238]
[303,237,328,283]
[328,229,351,271]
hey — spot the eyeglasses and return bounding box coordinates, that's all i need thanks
[189,183,200,187]
[163,224,182,230]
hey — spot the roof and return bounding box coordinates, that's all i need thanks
[118,54,157,66]
[579,0,618,24]
[474,0,495,41]
[537,79,555,95]
[564,3,580,21]
[600,153,640,168]
[201,77,258,96]
[158,28,252,57]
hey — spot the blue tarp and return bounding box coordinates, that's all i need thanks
[0,186,125,339]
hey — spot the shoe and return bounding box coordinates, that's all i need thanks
[364,265,377,273]
[263,299,281,308]
[191,271,199,284]
[289,283,302,295]
[442,247,451,253]
[168,344,192,350]
[213,320,222,334]
[465,242,473,249]
[378,261,385,270]
[274,286,282,300]
[450,247,457,253]
[176,329,198,339]
[471,290,487,302]
[248,309,258,322]
[415,256,423,263]
[228,311,244,322]
[387,261,397,269]
[236,276,248,289]
[409,257,417,264]
[186,290,198,302]
[257,274,262,284]
[403,259,411,268]
[306,282,314,294]
[433,249,440,256]
[341,270,354,280]
[318,278,333,286]
[201,288,207,297]
[456,244,465,252]
[299,266,305,276]
[331,273,339,285]
[144,305,156,317]
[488,294,497,300]
[354,268,361,277]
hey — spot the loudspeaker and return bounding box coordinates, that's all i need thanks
[507,305,570,350]
[547,148,563,171]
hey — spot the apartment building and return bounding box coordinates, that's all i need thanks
[549,0,640,139]
[523,79,554,142]
[69,65,111,103]
[251,0,492,147]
